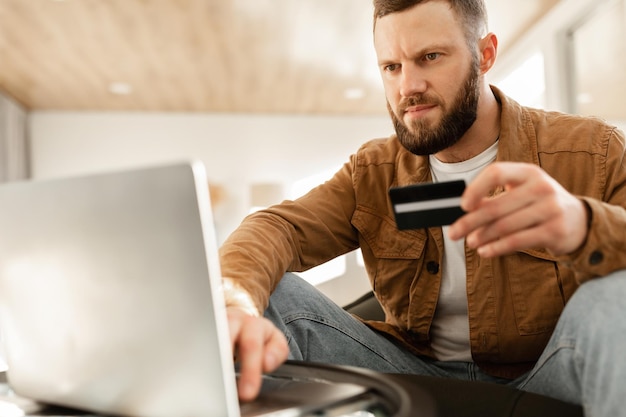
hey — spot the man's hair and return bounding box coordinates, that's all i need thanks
[373,0,488,46]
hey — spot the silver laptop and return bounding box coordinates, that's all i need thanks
[0,162,371,417]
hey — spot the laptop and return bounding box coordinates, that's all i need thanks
[0,161,374,417]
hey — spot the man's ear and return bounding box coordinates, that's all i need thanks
[478,32,498,74]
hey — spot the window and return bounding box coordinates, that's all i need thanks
[496,52,546,109]
[569,0,626,121]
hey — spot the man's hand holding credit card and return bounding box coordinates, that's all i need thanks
[389,180,466,230]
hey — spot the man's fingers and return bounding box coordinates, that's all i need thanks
[460,162,534,211]
[228,308,289,402]
[459,163,558,220]
[450,163,561,239]
[236,315,265,401]
[449,188,532,241]
[471,226,542,257]
[464,196,556,249]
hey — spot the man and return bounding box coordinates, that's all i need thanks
[220,0,626,415]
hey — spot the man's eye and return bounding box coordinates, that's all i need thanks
[425,53,440,61]
[384,64,399,72]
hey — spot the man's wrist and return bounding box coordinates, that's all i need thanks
[221,278,260,317]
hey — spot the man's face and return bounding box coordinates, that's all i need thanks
[374,1,481,155]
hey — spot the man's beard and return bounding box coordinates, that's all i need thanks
[389,60,481,156]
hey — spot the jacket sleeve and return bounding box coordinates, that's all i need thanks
[561,126,626,280]
[218,157,361,312]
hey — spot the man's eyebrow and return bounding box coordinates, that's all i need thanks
[377,43,455,65]
[414,43,454,56]
[377,57,396,66]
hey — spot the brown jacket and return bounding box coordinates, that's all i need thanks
[219,86,626,379]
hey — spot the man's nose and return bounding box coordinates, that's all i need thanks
[399,65,428,98]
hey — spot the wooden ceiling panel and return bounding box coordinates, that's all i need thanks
[0,0,559,114]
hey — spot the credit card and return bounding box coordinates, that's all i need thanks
[389,180,466,230]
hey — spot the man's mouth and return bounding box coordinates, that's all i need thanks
[404,104,437,118]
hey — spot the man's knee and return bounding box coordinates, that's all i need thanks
[570,269,626,310]
[561,269,626,335]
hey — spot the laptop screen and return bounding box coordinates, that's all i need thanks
[0,162,240,416]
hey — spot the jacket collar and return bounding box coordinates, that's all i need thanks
[491,85,540,166]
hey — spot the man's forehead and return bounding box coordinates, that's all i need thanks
[373,2,465,49]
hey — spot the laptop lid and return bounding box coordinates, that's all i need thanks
[0,161,241,416]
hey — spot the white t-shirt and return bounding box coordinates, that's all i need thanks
[428,141,498,361]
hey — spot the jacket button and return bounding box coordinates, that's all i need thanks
[589,251,604,265]
[426,261,440,274]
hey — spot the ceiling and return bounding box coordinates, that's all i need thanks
[0,0,560,115]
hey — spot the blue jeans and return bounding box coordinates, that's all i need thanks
[264,270,626,417]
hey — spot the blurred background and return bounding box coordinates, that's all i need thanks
[1,0,625,303]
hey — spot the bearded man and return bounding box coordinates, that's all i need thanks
[220,1,626,415]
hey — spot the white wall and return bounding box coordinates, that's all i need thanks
[29,111,393,243]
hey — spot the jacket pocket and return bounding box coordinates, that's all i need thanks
[352,206,425,258]
[505,250,565,335]
[352,207,426,321]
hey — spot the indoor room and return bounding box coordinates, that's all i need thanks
[0,1,625,415]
